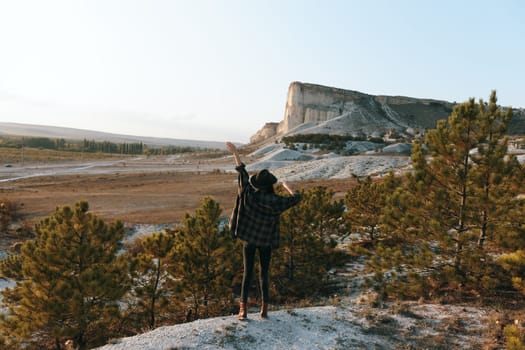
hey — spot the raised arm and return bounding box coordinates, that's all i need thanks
[281,181,295,195]
[226,142,242,167]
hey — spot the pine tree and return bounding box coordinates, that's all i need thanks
[369,92,523,299]
[169,197,240,320]
[0,201,129,350]
[272,186,346,300]
[124,231,176,330]
[424,98,480,271]
[344,172,401,242]
[469,91,514,248]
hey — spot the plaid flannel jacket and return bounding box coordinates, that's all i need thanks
[230,163,301,248]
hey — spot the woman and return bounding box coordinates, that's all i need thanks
[226,142,301,319]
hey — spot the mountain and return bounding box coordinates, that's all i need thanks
[250,82,525,143]
[0,122,226,149]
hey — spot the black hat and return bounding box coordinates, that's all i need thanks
[250,169,277,189]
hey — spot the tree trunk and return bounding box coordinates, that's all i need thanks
[478,210,488,248]
[478,142,492,248]
[149,259,161,329]
[288,232,295,281]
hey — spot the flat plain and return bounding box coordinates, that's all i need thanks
[0,151,354,226]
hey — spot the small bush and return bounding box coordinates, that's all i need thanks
[0,200,19,232]
[505,324,525,350]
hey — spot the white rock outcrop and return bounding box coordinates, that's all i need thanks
[250,122,279,144]
[276,82,454,137]
[250,82,525,144]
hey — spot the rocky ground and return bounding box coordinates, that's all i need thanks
[96,298,500,350]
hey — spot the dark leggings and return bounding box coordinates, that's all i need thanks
[241,242,272,303]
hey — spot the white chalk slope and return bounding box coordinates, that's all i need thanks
[246,143,411,180]
[246,142,525,182]
[96,297,489,350]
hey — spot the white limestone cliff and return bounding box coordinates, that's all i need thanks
[249,122,279,144]
[250,82,525,144]
[277,82,455,136]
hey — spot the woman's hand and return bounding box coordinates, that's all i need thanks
[281,181,294,195]
[226,142,242,166]
[226,142,237,154]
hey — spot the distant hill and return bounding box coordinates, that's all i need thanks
[250,82,525,143]
[0,122,226,149]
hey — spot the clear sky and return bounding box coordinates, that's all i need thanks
[0,0,523,143]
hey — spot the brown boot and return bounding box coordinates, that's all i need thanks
[260,302,269,319]
[238,302,247,320]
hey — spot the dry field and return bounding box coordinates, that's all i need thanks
[1,171,236,225]
[0,150,356,227]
